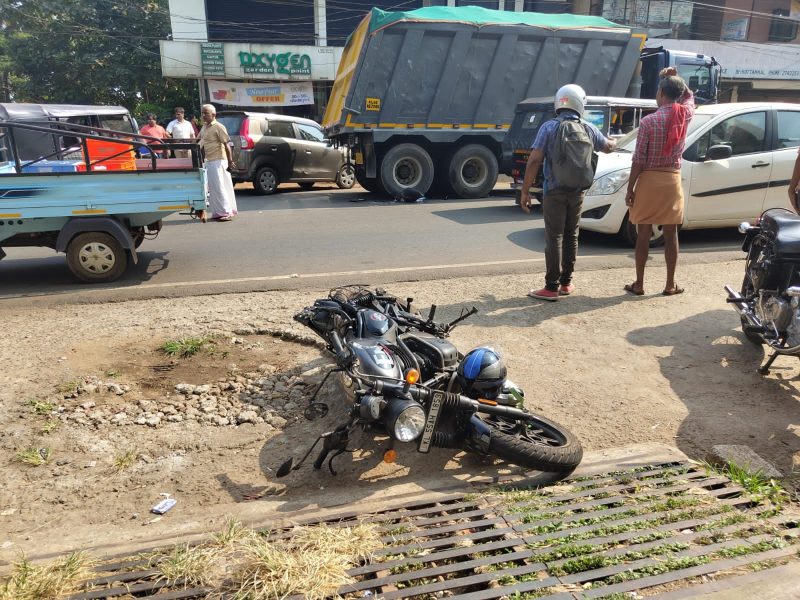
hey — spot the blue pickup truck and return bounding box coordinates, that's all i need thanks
[0,108,207,283]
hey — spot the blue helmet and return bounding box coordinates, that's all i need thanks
[457,346,507,400]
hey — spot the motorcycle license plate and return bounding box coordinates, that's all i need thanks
[418,391,445,453]
[354,151,364,165]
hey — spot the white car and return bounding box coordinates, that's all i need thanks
[581,102,800,245]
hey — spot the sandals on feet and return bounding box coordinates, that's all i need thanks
[662,285,685,296]
[624,283,645,296]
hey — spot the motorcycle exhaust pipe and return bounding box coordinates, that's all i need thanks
[724,285,763,331]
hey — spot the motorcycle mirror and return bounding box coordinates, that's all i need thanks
[276,458,295,478]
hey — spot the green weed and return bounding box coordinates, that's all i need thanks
[15,447,51,467]
[27,399,55,415]
[160,337,214,358]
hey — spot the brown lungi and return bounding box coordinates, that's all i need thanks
[630,169,683,225]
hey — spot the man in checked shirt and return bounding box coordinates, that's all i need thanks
[624,67,694,297]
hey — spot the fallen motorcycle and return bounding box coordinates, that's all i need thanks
[276,285,582,478]
[726,208,800,374]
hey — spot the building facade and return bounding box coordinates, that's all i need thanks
[160,0,581,120]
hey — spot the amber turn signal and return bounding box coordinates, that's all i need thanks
[383,449,397,463]
[405,368,420,385]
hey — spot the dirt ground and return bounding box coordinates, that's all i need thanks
[2,257,799,563]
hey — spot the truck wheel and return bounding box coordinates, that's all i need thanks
[336,163,356,189]
[621,214,665,247]
[380,143,434,197]
[66,232,128,283]
[253,166,279,195]
[356,171,385,194]
[448,144,498,199]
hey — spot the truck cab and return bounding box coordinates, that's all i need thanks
[640,47,720,105]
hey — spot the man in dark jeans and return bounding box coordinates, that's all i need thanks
[520,84,615,301]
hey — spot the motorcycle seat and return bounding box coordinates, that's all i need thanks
[761,210,800,258]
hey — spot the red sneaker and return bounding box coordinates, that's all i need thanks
[527,288,559,301]
[559,283,575,296]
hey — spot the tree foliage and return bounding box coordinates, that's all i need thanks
[0,0,197,116]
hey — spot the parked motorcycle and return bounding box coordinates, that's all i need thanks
[726,208,800,374]
[276,285,582,478]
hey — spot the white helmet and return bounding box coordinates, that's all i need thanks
[554,84,587,116]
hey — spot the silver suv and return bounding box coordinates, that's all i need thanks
[216,111,354,194]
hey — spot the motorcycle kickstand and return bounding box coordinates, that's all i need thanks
[759,351,781,375]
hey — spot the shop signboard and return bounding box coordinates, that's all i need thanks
[239,51,312,76]
[201,42,225,77]
[208,80,314,106]
[722,18,749,41]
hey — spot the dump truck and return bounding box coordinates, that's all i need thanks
[323,6,719,199]
[323,6,646,198]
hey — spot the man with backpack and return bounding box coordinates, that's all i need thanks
[520,84,615,301]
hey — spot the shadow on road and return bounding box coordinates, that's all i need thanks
[627,309,800,477]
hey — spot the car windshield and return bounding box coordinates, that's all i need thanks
[614,113,714,152]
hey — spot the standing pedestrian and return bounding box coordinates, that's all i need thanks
[198,104,238,222]
[624,67,694,297]
[140,113,169,158]
[520,84,615,301]
[166,106,195,159]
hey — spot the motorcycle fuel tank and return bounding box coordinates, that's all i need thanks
[358,309,398,341]
[350,338,403,379]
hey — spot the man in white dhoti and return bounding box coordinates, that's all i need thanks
[198,104,238,222]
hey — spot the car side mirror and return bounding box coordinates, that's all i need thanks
[705,144,732,161]
[324,138,332,146]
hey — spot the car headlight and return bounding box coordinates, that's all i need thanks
[385,401,426,442]
[586,170,629,196]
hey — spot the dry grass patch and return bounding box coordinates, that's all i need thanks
[228,523,381,600]
[0,552,95,600]
[0,520,381,600]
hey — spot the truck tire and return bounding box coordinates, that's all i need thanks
[356,171,387,195]
[253,166,279,195]
[380,143,434,198]
[448,144,498,199]
[66,232,128,283]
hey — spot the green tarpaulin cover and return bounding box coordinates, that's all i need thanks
[368,5,624,33]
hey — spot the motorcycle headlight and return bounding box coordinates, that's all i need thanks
[385,400,426,442]
[586,169,629,196]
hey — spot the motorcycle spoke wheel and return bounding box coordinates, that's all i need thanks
[482,413,583,474]
[487,415,566,447]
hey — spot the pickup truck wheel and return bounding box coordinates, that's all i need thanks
[380,143,434,197]
[253,166,278,195]
[621,214,666,247]
[448,144,498,198]
[66,232,128,283]
[336,164,356,189]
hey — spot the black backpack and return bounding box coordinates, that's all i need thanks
[550,118,598,192]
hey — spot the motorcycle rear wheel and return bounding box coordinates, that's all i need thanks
[740,272,765,346]
[484,413,583,474]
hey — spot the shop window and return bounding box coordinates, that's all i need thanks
[769,9,797,42]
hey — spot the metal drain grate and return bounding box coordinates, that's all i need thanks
[59,462,799,599]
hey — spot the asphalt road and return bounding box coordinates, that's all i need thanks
[0,184,745,304]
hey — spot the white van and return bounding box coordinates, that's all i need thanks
[580,102,800,245]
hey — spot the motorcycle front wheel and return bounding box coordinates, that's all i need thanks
[483,413,583,474]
